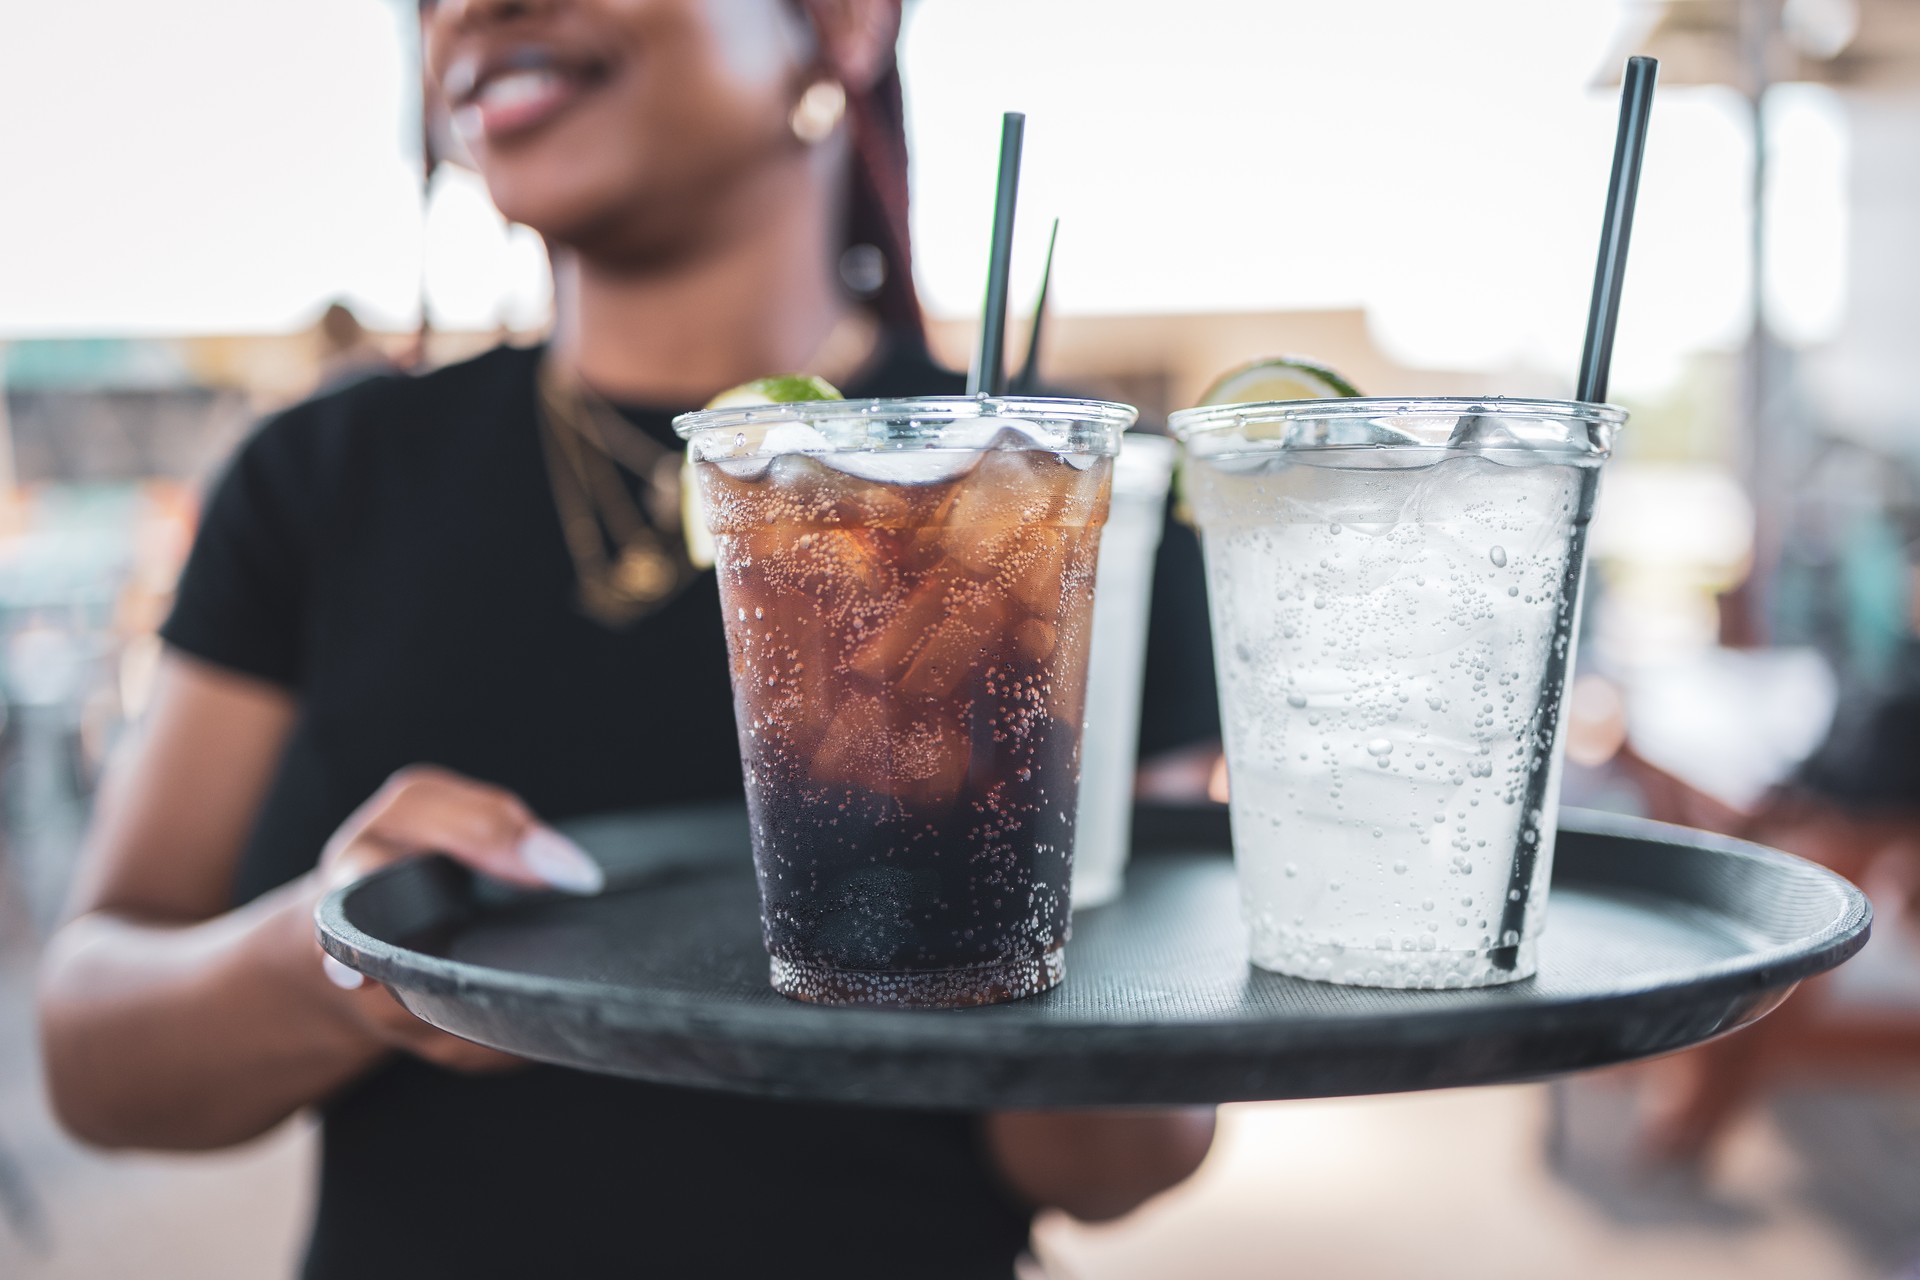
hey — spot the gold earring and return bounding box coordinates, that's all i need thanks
[790,79,847,145]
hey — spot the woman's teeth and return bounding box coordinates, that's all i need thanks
[454,65,590,142]
[478,69,564,112]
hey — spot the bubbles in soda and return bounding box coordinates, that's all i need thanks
[696,440,1111,1007]
[1188,449,1596,988]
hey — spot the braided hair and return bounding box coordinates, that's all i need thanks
[800,0,924,341]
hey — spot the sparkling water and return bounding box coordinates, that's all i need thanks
[1189,448,1598,987]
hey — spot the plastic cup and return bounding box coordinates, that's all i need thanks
[1169,398,1623,988]
[676,396,1134,1007]
[1069,434,1176,909]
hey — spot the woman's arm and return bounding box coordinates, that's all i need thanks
[983,1109,1216,1223]
[37,653,600,1151]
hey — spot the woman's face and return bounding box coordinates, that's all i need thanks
[423,0,815,257]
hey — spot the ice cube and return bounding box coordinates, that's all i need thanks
[946,525,1022,578]
[1206,452,1281,476]
[848,576,954,682]
[821,449,982,485]
[810,696,882,785]
[784,527,894,598]
[809,696,967,802]
[1446,409,1591,453]
[900,586,1010,698]
[887,716,969,804]
[985,420,1067,451]
[716,456,772,480]
[1015,617,1057,662]
[761,422,834,455]
[1011,532,1071,612]
[1047,616,1092,730]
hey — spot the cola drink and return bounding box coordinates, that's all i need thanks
[679,397,1132,1007]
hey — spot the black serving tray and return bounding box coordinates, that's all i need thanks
[316,805,1870,1109]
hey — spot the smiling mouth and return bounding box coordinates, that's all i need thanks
[449,49,612,144]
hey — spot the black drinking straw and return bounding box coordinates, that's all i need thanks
[1493,56,1658,974]
[968,112,1027,397]
[1576,57,1659,404]
[1011,218,1060,395]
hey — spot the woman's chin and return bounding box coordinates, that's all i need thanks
[482,168,629,246]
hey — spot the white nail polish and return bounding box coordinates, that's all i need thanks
[322,955,366,990]
[518,827,605,895]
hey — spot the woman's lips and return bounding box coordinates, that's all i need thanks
[452,64,601,145]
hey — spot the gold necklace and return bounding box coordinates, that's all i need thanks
[536,357,698,628]
[535,313,883,627]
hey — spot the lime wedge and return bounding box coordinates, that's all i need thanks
[684,374,840,569]
[704,374,844,410]
[1174,357,1363,526]
[680,459,717,571]
[1198,356,1361,406]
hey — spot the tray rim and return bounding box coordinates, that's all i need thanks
[315,806,1873,1056]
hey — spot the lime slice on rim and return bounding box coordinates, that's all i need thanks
[683,374,843,571]
[704,373,844,410]
[1173,357,1362,526]
[1198,355,1361,407]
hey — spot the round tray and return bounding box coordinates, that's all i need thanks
[317,805,1870,1109]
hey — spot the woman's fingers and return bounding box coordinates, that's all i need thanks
[323,765,602,894]
[307,763,599,1074]
[514,826,605,894]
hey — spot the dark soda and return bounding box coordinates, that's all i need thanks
[696,442,1112,1007]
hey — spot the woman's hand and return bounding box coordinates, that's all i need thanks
[307,765,604,1073]
[39,653,612,1151]
[983,1108,1216,1223]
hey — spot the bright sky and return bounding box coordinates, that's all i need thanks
[0,0,1849,397]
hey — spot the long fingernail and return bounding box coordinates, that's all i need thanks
[518,827,604,894]
[322,955,366,990]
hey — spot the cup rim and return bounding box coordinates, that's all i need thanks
[674,394,1139,441]
[1168,396,1628,442]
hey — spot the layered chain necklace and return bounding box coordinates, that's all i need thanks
[535,356,696,627]
[535,312,880,629]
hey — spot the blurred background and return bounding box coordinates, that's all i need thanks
[2,0,1918,1276]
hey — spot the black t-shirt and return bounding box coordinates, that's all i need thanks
[161,336,1217,1280]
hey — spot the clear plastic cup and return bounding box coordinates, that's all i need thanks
[676,396,1134,1007]
[1069,434,1176,909]
[1169,398,1623,988]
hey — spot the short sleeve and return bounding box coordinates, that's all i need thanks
[160,410,326,689]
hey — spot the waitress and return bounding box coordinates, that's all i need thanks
[36,1,1217,1277]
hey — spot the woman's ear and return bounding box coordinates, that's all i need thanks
[805,0,902,94]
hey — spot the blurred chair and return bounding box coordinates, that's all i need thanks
[1589,639,1920,1165]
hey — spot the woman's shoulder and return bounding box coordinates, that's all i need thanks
[252,343,540,456]
[196,343,541,534]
